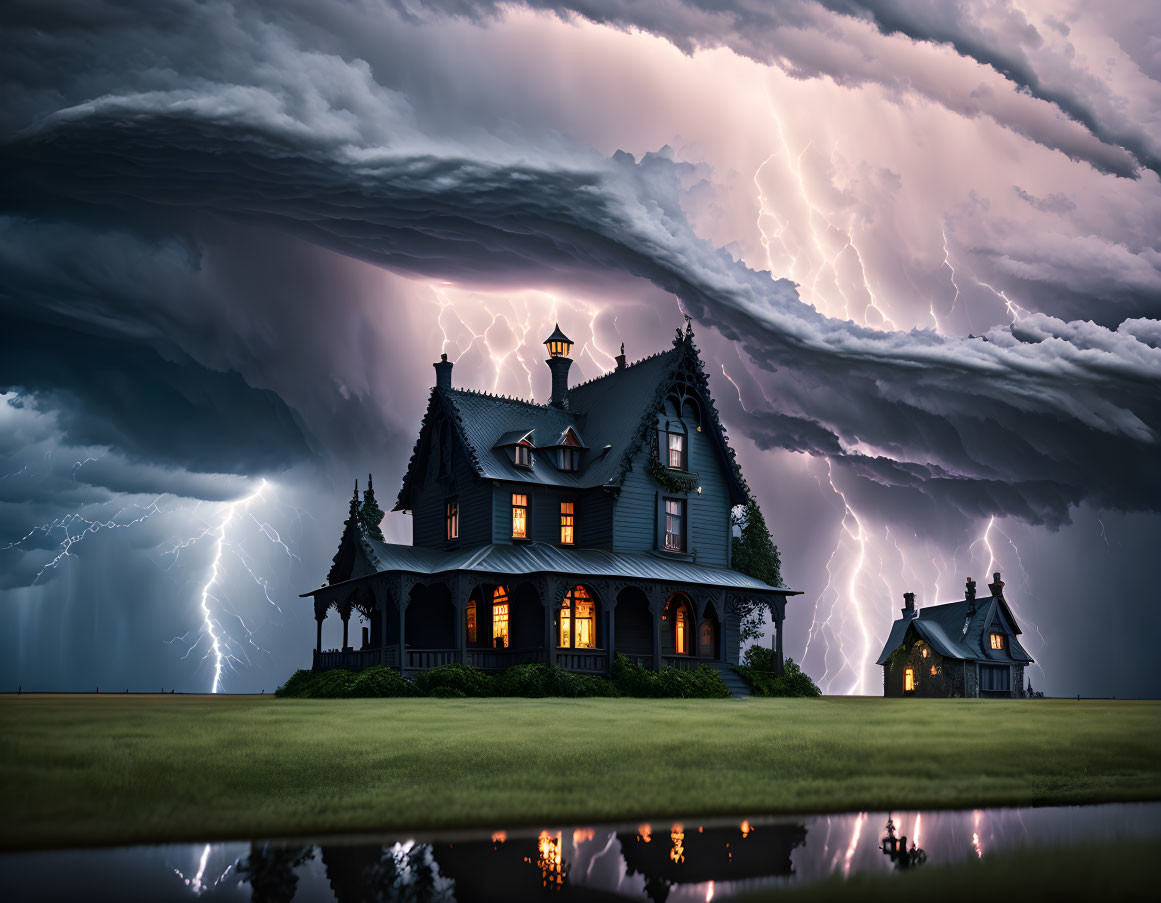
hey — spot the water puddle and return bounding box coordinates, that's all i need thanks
[2,803,1158,901]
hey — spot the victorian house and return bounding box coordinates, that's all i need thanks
[302,323,797,679]
[876,574,1034,698]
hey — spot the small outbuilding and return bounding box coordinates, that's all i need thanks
[876,573,1034,698]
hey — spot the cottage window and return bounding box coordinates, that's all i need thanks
[664,498,685,552]
[921,646,928,659]
[560,501,574,545]
[559,585,595,649]
[989,633,1005,650]
[511,493,528,539]
[930,664,938,676]
[558,447,580,471]
[492,585,510,648]
[466,598,477,644]
[445,497,459,541]
[668,431,685,469]
[514,442,533,468]
[904,668,915,692]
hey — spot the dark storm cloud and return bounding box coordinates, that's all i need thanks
[1,0,1159,536]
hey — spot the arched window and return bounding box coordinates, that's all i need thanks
[492,586,509,649]
[559,586,596,649]
[659,419,688,470]
[675,603,689,654]
[466,598,477,644]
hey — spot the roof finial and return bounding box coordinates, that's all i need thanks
[615,341,626,371]
[685,314,693,337]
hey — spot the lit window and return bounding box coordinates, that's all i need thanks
[492,586,509,648]
[664,498,684,552]
[445,497,459,541]
[514,442,533,467]
[511,493,528,538]
[904,668,915,692]
[668,431,685,469]
[560,501,575,544]
[930,664,937,676]
[466,598,477,644]
[921,647,928,659]
[990,633,1005,650]
[559,585,595,648]
[675,601,689,654]
[557,447,580,471]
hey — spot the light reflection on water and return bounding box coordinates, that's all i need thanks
[2,803,1159,902]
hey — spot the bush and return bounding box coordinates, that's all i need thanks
[274,670,316,698]
[494,663,620,698]
[413,663,495,698]
[737,648,822,697]
[612,655,731,699]
[350,666,415,698]
[275,666,413,698]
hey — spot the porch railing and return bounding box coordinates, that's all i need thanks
[466,648,545,671]
[405,648,460,670]
[313,646,399,672]
[555,649,608,673]
[661,655,718,671]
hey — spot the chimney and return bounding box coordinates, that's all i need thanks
[615,342,626,371]
[543,324,574,409]
[902,592,917,620]
[988,571,1005,598]
[434,353,453,391]
[965,577,977,613]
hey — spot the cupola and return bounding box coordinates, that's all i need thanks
[543,323,574,409]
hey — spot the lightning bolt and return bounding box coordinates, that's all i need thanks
[974,277,1028,324]
[941,225,962,323]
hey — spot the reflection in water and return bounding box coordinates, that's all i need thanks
[2,804,1159,902]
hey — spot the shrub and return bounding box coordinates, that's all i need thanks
[304,668,359,698]
[737,647,822,698]
[350,666,415,698]
[612,655,731,698]
[492,663,620,697]
[275,670,316,698]
[413,663,495,698]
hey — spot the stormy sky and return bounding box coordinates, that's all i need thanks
[2,0,1159,697]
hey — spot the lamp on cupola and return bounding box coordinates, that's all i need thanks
[543,323,574,409]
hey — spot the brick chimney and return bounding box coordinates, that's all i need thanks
[988,571,1005,598]
[433,353,453,391]
[902,591,917,620]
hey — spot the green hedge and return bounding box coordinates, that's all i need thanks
[736,646,822,697]
[276,657,731,699]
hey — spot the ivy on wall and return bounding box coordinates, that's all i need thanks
[647,457,700,494]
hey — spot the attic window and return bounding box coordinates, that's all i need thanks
[558,447,580,471]
[514,442,533,468]
[989,633,1005,650]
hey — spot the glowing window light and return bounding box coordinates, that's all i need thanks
[492,586,509,648]
[670,825,685,863]
[511,494,528,538]
[537,831,564,888]
[904,668,915,692]
[676,602,689,654]
[559,586,595,648]
[560,501,574,545]
[990,633,1005,650]
[930,664,938,676]
[466,599,477,644]
[638,824,652,843]
[740,820,752,838]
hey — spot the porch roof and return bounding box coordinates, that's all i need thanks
[304,539,798,597]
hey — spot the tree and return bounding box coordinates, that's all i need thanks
[360,473,386,541]
[730,499,782,643]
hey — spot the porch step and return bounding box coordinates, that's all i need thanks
[708,661,751,698]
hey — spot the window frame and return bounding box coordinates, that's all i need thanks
[513,442,533,468]
[557,446,580,471]
[445,496,459,541]
[559,585,596,649]
[491,585,510,649]
[466,597,477,644]
[511,493,529,539]
[904,667,915,692]
[663,496,686,553]
[989,632,1005,650]
[559,500,575,545]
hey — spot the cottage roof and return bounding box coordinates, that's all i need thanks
[875,594,1033,665]
[312,534,797,596]
[394,336,748,506]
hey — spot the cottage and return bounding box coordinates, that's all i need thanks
[302,322,798,681]
[875,574,1034,698]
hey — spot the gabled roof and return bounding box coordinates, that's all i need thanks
[875,594,1034,665]
[394,335,749,505]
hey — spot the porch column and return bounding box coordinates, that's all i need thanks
[315,615,324,655]
[452,575,468,666]
[773,599,785,676]
[540,577,561,668]
[376,583,389,650]
[339,599,352,651]
[396,576,411,677]
[607,594,617,675]
[647,586,662,672]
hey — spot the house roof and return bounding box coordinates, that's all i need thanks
[395,335,749,506]
[310,535,798,596]
[875,595,1034,665]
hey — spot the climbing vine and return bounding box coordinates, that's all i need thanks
[647,457,699,494]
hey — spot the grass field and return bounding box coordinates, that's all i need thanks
[1,695,1159,849]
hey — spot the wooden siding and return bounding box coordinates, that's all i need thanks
[611,411,732,565]
[411,413,491,549]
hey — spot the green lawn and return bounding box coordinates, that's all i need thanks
[1,695,1158,850]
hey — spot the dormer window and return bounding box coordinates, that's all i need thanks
[514,442,533,468]
[989,633,1005,650]
[558,447,580,471]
